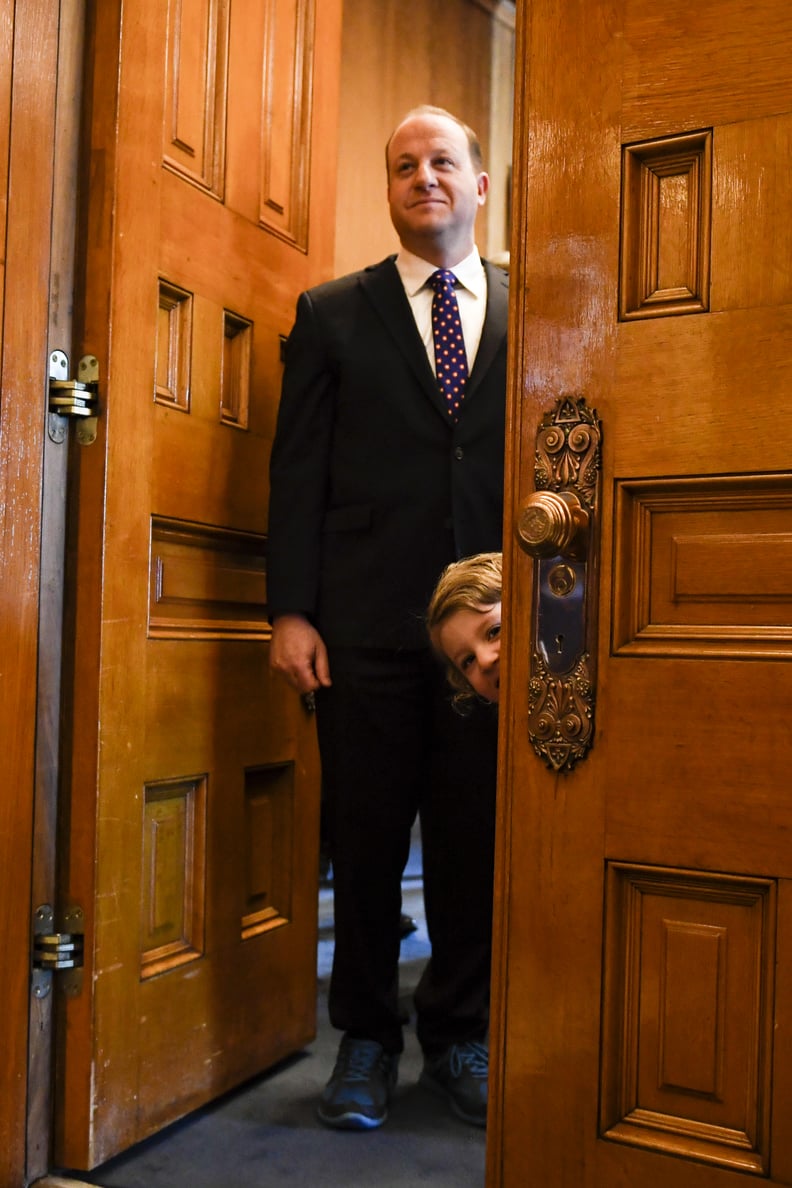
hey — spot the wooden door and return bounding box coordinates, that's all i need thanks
[55,0,341,1169]
[490,2,792,1186]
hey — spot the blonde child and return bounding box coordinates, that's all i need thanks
[426,551,502,709]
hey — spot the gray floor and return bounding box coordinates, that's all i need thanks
[59,836,486,1187]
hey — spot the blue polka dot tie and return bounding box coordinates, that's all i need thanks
[429,269,468,421]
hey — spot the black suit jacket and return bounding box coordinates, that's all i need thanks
[268,255,508,649]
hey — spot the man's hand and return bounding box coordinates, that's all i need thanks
[269,613,332,695]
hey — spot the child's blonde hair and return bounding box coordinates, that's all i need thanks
[426,552,503,710]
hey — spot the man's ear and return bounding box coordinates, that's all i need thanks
[476,171,490,205]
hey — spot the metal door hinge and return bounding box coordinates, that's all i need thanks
[31,903,85,999]
[48,349,100,445]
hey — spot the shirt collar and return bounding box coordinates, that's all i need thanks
[395,247,486,299]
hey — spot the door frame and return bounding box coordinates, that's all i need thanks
[26,2,87,1181]
[0,0,62,1183]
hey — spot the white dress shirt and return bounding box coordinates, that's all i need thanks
[394,247,488,376]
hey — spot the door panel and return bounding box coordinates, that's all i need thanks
[56,0,340,1168]
[490,2,792,1186]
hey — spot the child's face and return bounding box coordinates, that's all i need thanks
[434,601,501,703]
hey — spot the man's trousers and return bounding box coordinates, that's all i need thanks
[315,646,498,1057]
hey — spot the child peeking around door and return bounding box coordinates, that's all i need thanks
[427,551,502,711]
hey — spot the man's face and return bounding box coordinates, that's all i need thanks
[386,113,489,261]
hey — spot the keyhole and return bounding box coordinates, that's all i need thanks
[555,633,564,653]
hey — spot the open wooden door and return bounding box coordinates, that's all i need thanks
[490,2,792,1186]
[55,0,341,1169]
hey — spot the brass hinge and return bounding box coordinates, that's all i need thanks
[48,349,100,445]
[31,904,85,999]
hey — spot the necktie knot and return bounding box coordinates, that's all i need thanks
[429,270,467,421]
[429,268,458,296]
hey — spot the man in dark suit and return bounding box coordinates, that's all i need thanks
[268,105,507,1131]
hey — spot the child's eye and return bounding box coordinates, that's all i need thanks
[488,623,501,640]
[459,654,474,672]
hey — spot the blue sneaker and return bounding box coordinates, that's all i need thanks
[317,1035,399,1130]
[420,1039,488,1127]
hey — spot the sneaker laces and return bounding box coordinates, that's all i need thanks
[336,1040,386,1084]
[449,1040,488,1079]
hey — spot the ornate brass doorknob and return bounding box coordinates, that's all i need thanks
[515,490,589,558]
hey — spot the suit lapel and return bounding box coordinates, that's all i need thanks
[359,258,449,418]
[359,255,508,423]
[466,259,509,401]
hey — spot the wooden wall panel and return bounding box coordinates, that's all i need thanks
[333,0,499,274]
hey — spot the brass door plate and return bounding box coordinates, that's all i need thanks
[517,396,602,772]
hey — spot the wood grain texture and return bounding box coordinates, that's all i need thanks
[490,1,792,1185]
[0,1,58,1182]
[333,0,498,275]
[55,0,337,1166]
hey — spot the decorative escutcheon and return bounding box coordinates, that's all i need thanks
[516,396,602,773]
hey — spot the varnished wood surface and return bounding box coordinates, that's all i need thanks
[55,0,339,1168]
[333,0,503,275]
[26,5,88,1183]
[490,2,792,1186]
[0,2,59,1183]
